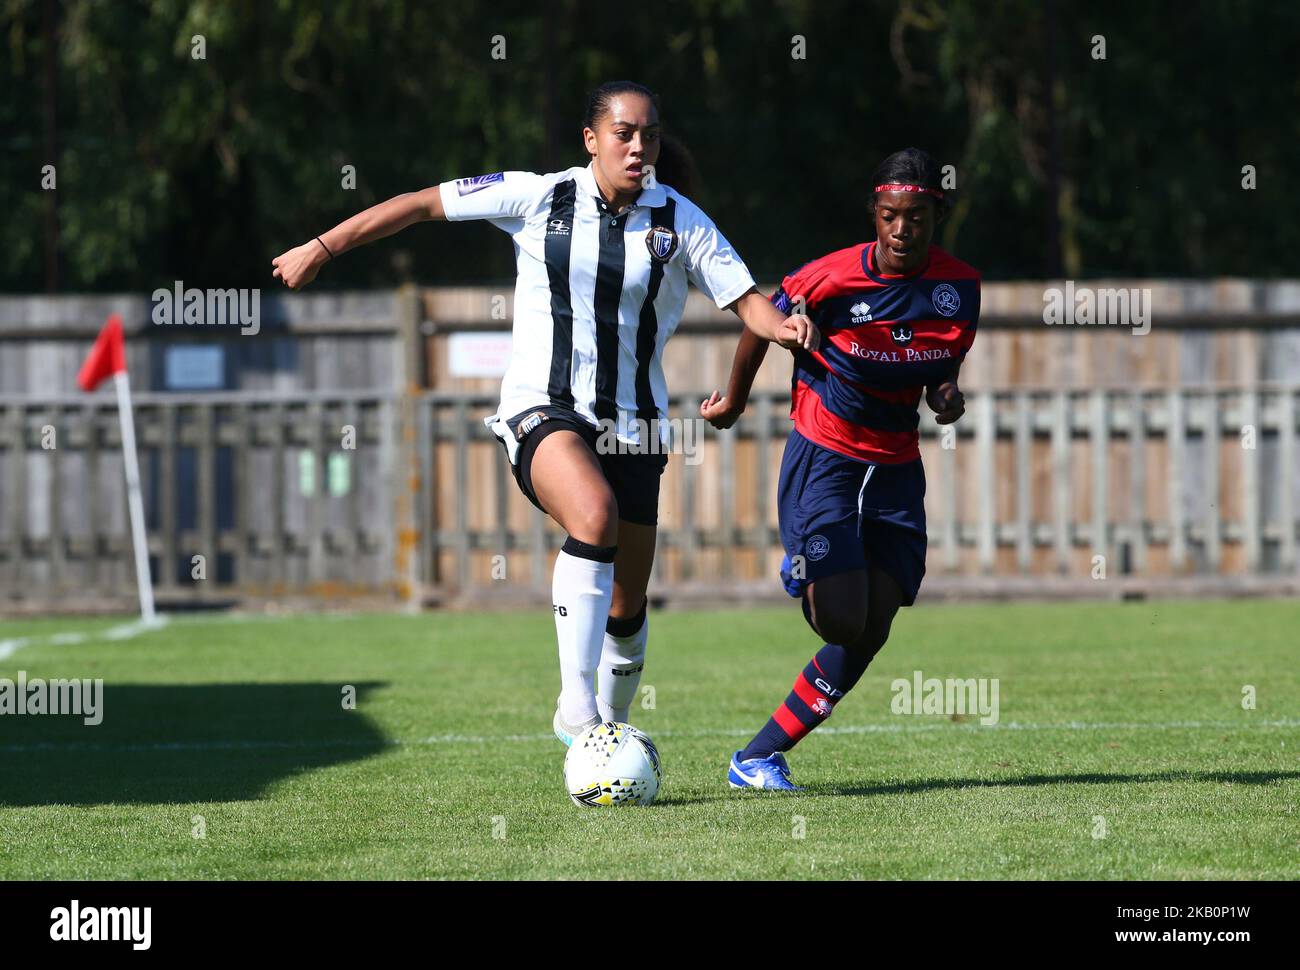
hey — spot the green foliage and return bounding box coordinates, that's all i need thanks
[2,0,1296,291]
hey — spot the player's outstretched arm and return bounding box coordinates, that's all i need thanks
[729,289,819,351]
[700,326,769,430]
[271,186,447,290]
[701,289,817,428]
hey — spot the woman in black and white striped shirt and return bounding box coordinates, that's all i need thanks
[272,81,816,753]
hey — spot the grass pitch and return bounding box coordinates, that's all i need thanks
[0,601,1296,880]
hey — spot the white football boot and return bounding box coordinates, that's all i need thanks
[553,703,602,748]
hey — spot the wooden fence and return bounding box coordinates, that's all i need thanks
[420,384,1300,597]
[1,284,1299,611]
[0,391,396,601]
[2,384,1297,610]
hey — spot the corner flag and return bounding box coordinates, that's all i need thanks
[78,314,156,623]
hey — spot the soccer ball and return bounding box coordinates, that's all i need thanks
[563,721,662,807]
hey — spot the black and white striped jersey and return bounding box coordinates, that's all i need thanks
[439,164,756,459]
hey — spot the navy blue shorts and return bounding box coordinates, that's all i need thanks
[777,429,927,608]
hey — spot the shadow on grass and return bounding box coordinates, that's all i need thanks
[822,769,1300,798]
[0,682,389,806]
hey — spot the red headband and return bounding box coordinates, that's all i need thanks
[874,183,945,200]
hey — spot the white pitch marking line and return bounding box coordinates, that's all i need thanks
[0,615,169,662]
[0,718,1295,755]
[103,616,169,640]
[0,638,31,662]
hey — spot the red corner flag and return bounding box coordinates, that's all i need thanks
[74,311,156,623]
[77,313,128,391]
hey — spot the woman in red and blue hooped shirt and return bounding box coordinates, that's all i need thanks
[702,147,980,789]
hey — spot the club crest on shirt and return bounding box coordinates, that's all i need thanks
[932,283,961,317]
[891,323,914,346]
[645,226,679,263]
[456,172,504,196]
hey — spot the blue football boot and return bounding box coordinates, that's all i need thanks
[728,750,804,791]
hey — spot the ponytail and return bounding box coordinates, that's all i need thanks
[652,134,700,199]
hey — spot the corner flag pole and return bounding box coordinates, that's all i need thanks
[78,314,156,624]
[113,369,156,623]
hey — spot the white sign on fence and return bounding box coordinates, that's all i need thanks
[447,332,512,378]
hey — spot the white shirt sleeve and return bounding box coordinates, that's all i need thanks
[438,171,547,222]
[677,199,757,309]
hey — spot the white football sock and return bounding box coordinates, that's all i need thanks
[553,539,616,726]
[598,604,648,723]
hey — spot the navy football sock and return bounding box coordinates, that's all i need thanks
[738,643,873,762]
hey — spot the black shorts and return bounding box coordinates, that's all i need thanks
[499,405,668,527]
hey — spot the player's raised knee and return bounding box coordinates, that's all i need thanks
[849,616,892,659]
[807,573,870,645]
[810,604,868,647]
[569,498,619,548]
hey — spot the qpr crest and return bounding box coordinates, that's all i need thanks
[932,283,961,317]
[806,534,830,561]
[891,323,914,346]
[645,226,679,263]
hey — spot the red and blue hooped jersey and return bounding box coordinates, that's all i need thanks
[771,242,980,464]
